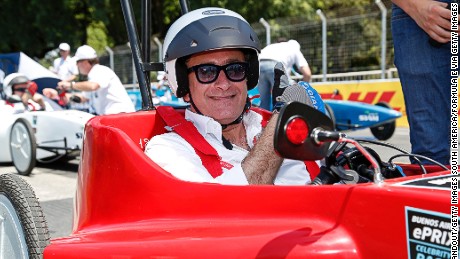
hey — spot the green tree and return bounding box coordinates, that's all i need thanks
[0,0,389,67]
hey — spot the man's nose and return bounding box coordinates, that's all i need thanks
[216,70,230,83]
[215,70,231,89]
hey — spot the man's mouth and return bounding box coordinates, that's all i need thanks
[210,94,235,100]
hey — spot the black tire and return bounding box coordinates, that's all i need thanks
[370,102,396,140]
[10,118,37,176]
[0,174,50,258]
[324,103,336,129]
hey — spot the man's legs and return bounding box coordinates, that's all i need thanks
[392,4,451,165]
[258,60,277,111]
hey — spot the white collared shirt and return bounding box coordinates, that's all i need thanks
[53,56,78,80]
[82,64,135,115]
[145,109,311,185]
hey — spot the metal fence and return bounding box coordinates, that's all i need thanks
[99,1,397,85]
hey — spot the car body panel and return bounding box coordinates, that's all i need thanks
[44,110,450,258]
[325,99,402,130]
[0,104,94,162]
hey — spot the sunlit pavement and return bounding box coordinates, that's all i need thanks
[0,127,411,239]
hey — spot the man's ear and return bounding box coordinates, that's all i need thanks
[183,93,191,103]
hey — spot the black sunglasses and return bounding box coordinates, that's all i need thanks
[13,87,27,93]
[187,62,249,84]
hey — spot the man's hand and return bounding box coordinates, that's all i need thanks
[414,1,451,43]
[57,81,73,92]
[393,0,452,44]
[241,112,282,184]
[272,62,313,111]
[242,62,315,184]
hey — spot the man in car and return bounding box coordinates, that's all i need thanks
[1,73,49,113]
[144,7,317,185]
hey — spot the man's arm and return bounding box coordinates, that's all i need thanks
[58,80,100,92]
[31,93,47,110]
[241,113,283,185]
[241,62,315,185]
[300,65,312,83]
[392,0,451,43]
[64,74,77,82]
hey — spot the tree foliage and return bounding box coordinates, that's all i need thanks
[0,0,385,61]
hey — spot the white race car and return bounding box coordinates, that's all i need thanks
[0,100,94,176]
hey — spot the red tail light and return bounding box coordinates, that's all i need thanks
[286,117,308,145]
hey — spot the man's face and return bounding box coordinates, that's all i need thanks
[185,49,248,125]
[76,60,91,75]
[12,82,32,104]
[60,49,69,58]
[12,83,28,97]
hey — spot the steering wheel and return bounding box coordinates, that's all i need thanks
[313,143,404,185]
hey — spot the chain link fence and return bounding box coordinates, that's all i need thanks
[99,1,397,85]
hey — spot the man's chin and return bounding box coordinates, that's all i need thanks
[212,111,244,124]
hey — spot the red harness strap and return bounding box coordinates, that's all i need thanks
[155,106,224,178]
[304,161,320,180]
[155,106,319,181]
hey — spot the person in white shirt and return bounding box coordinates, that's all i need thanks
[43,43,79,106]
[144,7,315,185]
[258,39,312,111]
[52,43,78,82]
[57,45,135,115]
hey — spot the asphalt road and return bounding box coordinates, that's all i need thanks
[0,158,78,238]
[0,127,411,239]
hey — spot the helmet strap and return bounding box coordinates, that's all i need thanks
[188,92,204,116]
[221,97,251,130]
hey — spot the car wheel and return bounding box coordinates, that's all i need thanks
[0,173,50,259]
[324,103,336,129]
[10,118,37,176]
[370,102,396,140]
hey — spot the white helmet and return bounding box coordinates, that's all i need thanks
[163,7,260,98]
[3,73,29,97]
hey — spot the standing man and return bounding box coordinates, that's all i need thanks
[53,43,78,82]
[58,45,135,115]
[391,0,454,165]
[258,39,312,111]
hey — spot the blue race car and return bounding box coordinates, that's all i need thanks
[249,84,402,141]
[323,99,401,140]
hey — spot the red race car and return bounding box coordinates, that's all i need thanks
[0,101,452,259]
